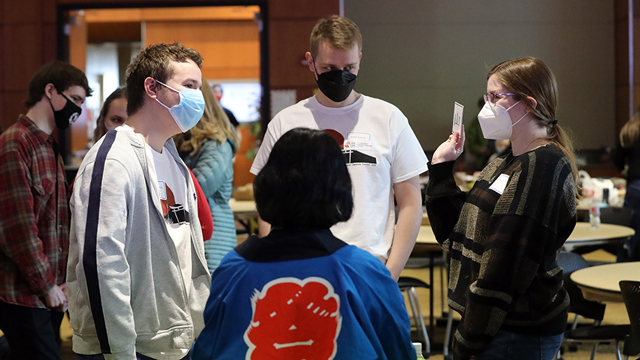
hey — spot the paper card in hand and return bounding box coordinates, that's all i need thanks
[452,102,464,134]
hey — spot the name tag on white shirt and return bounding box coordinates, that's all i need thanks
[489,174,510,195]
[158,180,167,200]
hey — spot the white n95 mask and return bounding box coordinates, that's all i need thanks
[477,100,527,140]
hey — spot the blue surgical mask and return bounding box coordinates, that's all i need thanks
[155,80,205,132]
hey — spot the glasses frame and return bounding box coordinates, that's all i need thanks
[485,92,517,103]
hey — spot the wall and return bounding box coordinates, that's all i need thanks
[345,0,616,151]
[0,0,339,134]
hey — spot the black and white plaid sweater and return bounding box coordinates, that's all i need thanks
[426,144,577,359]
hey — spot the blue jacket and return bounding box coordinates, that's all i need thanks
[191,228,417,360]
[181,139,236,273]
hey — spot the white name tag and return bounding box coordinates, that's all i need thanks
[489,174,510,195]
[158,180,167,200]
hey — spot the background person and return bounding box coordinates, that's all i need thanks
[174,78,240,273]
[93,87,127,142]
[0,60,91,360]
[191,128,417,360]
[250,15,428,280]
[211,84,239,128]
[426,57,577,360]
[613,107,640,261]
[67,43,211,360]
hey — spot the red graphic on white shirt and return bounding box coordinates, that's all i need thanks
[244,277,341,360]
[160,183,189,225]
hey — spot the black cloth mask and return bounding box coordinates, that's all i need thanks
[50,92,82,130]
[313,61,357,103]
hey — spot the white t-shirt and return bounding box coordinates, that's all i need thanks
[146,144,192,360]
[250,94,429,260]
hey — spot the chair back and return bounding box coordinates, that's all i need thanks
[600,206,634,226]
[620,280,640,356]
[557,251,606,320]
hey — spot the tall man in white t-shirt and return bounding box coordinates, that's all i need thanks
[251,15,428,280]
[67,43,211,360]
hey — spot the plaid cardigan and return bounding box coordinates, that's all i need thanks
[426,144,576,359]
[0,116,69,308]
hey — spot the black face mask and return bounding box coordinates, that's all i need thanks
[50,92,82,130]
[313,61,357,103]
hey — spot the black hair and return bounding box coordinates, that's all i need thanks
[254,128,353,229]
[25,61,92,109]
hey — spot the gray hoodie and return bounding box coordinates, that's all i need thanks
[67,125,211,359]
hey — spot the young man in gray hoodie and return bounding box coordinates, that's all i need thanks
[67,43,211,360]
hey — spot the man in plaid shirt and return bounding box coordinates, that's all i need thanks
[0,61,91,359]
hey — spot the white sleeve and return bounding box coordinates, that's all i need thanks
[391,116,429,183]
[250,119,282,175]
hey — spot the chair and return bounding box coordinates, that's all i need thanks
[620,281,640,359]
[398,276,431,358]
[556,251,629,360]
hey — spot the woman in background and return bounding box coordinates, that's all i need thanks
[613,108,640,261]
[93,87,126,142]
[174,78,240,273]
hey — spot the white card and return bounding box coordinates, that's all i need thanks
[489,174,510,195]
[158,180,167,200]
[452,102,464,134]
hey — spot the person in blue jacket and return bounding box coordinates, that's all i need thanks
[174,78,240,273]
[191,127,416,360]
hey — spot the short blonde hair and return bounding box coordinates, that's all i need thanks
[310,15,362,58]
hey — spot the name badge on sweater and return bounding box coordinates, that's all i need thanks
[489,174,509,195]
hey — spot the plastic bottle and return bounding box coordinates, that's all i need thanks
[413,342,426,359]
[589,198,601,229]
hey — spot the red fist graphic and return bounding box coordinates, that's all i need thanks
[244,277,342,359]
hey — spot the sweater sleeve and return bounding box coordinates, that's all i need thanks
[425,161,467,247]
[192,140,234,198]
[74,158,137,359]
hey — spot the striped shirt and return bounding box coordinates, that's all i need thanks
[0,116,69,308]
[426,144,576,359]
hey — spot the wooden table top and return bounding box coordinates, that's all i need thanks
[563,223,635,251]
[570,261,640,302]
[229,198,257,214]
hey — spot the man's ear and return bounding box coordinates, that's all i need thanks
[144,77,160,99]
[44,83,57,100]
[305,51,316,76]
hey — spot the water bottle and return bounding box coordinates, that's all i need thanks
[589,199,600,229]
[413,342,426,359]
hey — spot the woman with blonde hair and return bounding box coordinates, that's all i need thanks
[174,78,240,273]
[426,57,577,359]
[613,107,640,261]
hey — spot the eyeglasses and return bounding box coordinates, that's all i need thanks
[484,93,517,103]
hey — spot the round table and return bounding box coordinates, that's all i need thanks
[570,261,640,302]
[563,223,635,252]
[415,225,441,251]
